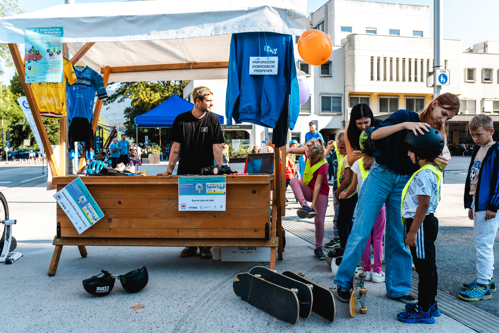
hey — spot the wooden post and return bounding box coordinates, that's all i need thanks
[278,146,286,260]
[273,146,284,260]
[70,42,95,65]
[59,44,67,176]
[48,245,63,276]
[78,245,88,258]
[77,66,111,172]
[9,44,60,177]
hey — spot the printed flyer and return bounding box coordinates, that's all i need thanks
[24,27,63,83]
[178,176,226,211]
[53,177,104,234]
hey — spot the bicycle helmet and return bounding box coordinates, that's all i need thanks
[82,270,115,297]
[404,129,445,161]
[359,127,376,155]
[118,266,149,293]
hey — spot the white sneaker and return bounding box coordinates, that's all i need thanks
[372,272,385,283]
[363,271,372,281]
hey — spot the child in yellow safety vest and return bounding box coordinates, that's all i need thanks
[288,138,330,260]
[397,129,444,325]
[341,127,386,283]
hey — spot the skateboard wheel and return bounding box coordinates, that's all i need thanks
[291,288,298,294]
[359,288,367,294]
[255,274,261,278]
[307,284,314,290]
[297,272,305,277]
[360,308,367,314]
[359,273,366,279]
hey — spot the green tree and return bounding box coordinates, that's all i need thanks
[0,0,24,75]
[105,81,188,144]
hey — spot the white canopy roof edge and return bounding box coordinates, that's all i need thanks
[0,0,306,82]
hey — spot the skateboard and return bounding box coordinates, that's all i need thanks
[349,272,367,317]
[233,272,300,325]
[282,271,336,323]
[249,266,313,319]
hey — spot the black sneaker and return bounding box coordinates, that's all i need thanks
[388,294,418,304]
[336,286,350,303]
[327,247,344,258]
[297,205,317,219]
[180,247,198,257]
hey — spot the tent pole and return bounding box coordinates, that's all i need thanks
[8,43,60,177]
[70,42,95,65]
[136,125,139,171]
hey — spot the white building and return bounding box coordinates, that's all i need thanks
[184,0,499,149]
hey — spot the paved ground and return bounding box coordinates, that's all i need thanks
[0,157,497,332]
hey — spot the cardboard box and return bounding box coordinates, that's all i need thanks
[221,247,270,262]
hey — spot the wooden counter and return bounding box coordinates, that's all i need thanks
[48,175,278,275]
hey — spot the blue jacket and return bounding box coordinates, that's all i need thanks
[464,142,499,213]
[67,66,107,124]
[225,32,299,130]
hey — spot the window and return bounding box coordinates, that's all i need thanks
[341,26,352,33]
[408,58,412,82]
[349,96,370,107]
[185,94,191,102]
[300,95,311,114]
[320,61,332,76]
[379,97,399,113]
[376,57,380,81]
[315,22,325,32]
[389,58,393,81]
[402,58,406,82]
[414,59,418,82]
[383,57,387,81]
[366,28,377,34]
[389,29,400,36]
[421,59,424,82]
[396,58,399,81]
[406,98,425,112]
[483,68,492,83]
[299,61,310,75]
[466,68,476,82]
[413,31,423,37]
[291,132,301,144]
[483,99,499,114]
[321,95,342,114]
[370,57,374,81]
[460,99,476,114]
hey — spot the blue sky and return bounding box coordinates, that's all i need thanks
[2,0,498,84]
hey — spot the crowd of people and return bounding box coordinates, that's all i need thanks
[285,93,498,325]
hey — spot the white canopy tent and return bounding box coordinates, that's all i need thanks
[0,0,306,82]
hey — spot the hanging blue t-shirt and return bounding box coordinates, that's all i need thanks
[117,140,130,155]
[225,32,299,146]
[67,66,108,124]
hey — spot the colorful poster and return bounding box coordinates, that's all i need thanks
[178,176,226,211]
[53,177,104,234]
[24,27,63,83]
[17,96,44,155]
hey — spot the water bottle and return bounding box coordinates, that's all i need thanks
[260,141,267,153]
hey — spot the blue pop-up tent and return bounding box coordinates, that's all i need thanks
[134,94,224,128]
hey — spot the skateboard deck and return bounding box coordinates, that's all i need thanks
[349,273,367,317]
[282,270,336,323]
[233,272,299,325]
[249,266,313,319]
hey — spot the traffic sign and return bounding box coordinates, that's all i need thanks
[435,69,450,86]
[6,142,10,147]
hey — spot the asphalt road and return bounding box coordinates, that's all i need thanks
[0,162,47,192]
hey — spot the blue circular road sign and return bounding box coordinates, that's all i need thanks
[438,73,448,84]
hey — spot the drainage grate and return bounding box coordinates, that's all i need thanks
[283,219,499,333]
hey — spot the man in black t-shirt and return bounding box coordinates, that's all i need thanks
[158,86,224,259]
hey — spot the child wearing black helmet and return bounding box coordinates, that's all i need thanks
[397,129,445,324]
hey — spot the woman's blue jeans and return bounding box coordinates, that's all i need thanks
[333,162,412,298]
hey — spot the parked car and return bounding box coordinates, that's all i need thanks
[7,149,39,160]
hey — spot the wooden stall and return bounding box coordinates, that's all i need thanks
[0,1,305,275]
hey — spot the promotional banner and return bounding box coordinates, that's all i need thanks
[17,96,44,155]
[24,27,63,83]
[53,177,104,234]
[178,176,226,211]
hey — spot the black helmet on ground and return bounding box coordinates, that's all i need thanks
[82,270,115,297]
[359,127,376,155]
[404,129,445,161]
[118,266,149,293]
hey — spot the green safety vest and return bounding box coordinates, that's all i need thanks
[358,157,370,181]
[303,158,328,186]
[400,164,442,224]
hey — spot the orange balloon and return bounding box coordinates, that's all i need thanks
[297,30,333,66]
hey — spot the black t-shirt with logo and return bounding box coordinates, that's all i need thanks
[169,111,224,175]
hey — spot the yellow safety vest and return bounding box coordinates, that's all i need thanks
[335,143,347,187]
[400,164,442,224]
[303,158,328,186]
[358,157,370,181]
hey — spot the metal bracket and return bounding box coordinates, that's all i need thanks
[57,222,61,239]
[265,223,270,240]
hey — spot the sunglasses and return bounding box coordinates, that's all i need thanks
[309,122,315,125]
